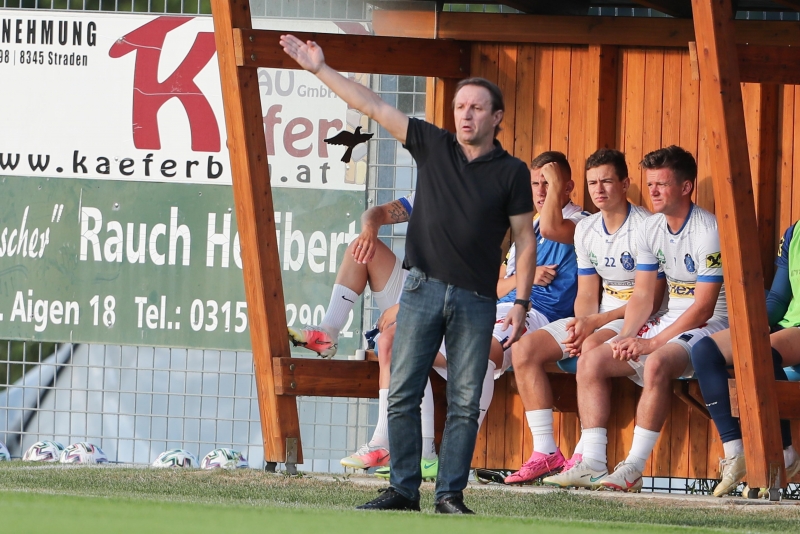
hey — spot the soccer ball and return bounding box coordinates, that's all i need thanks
[59,442,108,464]
[152,449,198,468]
[0,441,9,461]
[200,448,248,469]
[23,441,65,462]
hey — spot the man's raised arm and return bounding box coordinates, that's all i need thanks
[280,35,409,143]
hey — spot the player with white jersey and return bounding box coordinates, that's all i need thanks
[369,151,587,482]
[559,146,727,493]
[507,149,664,486]
[288,192,441,474]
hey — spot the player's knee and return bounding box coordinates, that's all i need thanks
[581,337,601,355]
[642,356,672,387]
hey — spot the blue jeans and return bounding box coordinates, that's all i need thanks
[387,268,496,502]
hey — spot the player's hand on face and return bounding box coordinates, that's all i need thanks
[501,304,527,349]
[279,35,325,74]
[377,304,399,332]
[541,162,566,189]
[533,264,558,286]
[351,225,379,264]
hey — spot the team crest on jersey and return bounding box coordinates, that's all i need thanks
[684,254,696,273]
[706,252,722,268]
[620,251,635,271]
[656,249,666,266]
[589,251,598,266]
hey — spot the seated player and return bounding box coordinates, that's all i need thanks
[563,146,728,492]
[507,149,664,485]
[287,194,437,472]
[370,151,588,479]
[691,220,800,497]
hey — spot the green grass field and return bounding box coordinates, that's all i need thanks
[1,462,798,533]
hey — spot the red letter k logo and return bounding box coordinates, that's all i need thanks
[110,16,220,152]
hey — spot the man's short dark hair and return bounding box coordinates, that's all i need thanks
[530,151,572,180]
[640,145,697,185]
[585,148,628,180]
[453,77,505,113]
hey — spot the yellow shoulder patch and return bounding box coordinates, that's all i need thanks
[706,252,722,269]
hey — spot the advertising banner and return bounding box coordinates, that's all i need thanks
[0,11,369,190]
[0,10,373,352]
[0,175,364,352]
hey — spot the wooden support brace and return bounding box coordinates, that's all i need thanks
[730,379,800,420]
[210,0,303,466]
[274,358,380,398]
[691,0,785,491]
[235,29,470,78]
[672,381,710,420]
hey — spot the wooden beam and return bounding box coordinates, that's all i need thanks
[738,45,800,85]
[235,29,470,78]
[373,10,800,47]
[730,379,800,420]
[426,77,460,132]
[579,44,619,210]
[632,1,692,18]
[273,358,380,397]
[210,0,303,466]
[771,0,800,11]
[672,381,710,419]
[742,83,780,285]
[691,0,784,491]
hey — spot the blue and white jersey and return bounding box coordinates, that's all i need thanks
[397,192,415,215]
[636,204,727,321]
[575,203,656,314]
[500,201,589,322]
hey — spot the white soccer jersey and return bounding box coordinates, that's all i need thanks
[575,203,654,314]
[505,201,587,276]
[636,204,727,320]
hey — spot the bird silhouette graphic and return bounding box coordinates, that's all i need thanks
[324,126,373,163]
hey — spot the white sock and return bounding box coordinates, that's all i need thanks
[420,380,437,461]
[527,409,557,455]
[477,360,496,428]
[722,439,744,459]
[785,445,798,468]
[626,425,660,472]
[582,427,608,471]
[573,434,585,456]
[320,284,358,334]
[369,389,389,449]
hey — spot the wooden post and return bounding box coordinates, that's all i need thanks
[691,0,784,494]
[210,0,302,468]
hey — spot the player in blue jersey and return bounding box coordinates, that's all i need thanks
[507,149,665,486]
[691,220,800,496]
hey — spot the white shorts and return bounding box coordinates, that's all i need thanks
[604,315,729,387]
[436,302,550,380]
[540,317,624,360]
[371,255,408,313]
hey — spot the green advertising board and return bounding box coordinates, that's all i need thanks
[0,175,364,354]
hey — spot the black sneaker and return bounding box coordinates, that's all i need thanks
[435,496,474,514]
[356,487,420,511]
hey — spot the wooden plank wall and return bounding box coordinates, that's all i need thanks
[462,43,797,481]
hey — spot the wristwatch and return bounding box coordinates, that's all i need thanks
[513,298,531,311]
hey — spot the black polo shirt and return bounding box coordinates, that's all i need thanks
[402,118,533,298]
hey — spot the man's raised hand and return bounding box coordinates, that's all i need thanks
[280,34,325,74]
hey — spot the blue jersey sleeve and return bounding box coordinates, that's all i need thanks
[767,223,796,326]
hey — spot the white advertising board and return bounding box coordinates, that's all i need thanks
[0,10,366,190]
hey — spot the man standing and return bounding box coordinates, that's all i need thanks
[281,36,536,513]
[572,146,727,492]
